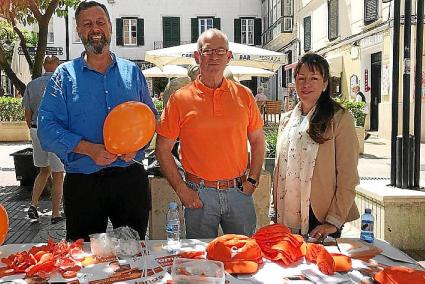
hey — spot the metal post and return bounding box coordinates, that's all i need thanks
[65,7,70,61]
[396,136,403,188]
[401,0,412,188]
[414,0,424,188]
[390,0,401,187]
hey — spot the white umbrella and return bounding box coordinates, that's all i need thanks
[225,66,275,81]
[142,64,188,78]
[145,42,287,72]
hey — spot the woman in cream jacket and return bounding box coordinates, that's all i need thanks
[273,53,359,239]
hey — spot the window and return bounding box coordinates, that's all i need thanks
[234,18,262,45]
[123,18,137,46]
[72,18,81,43]
[303,16,311,51]
[163,17,180,48]
[198,18,213,35]
[191,17,221,43]
[241,18,254,45]
[116,18,144,46]
[47,19,54,43]
[281,0,294,32]
[328,0,338,40]
[364,0,378,24]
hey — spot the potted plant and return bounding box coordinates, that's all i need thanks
[334,98,366,154]
[264,124,278,176]
[0,97,30,141]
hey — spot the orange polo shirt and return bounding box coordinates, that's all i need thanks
[156,77,263,181]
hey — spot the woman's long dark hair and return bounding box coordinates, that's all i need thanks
[294,53,343,144]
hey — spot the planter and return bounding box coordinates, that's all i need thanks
[355,126,365,154]
[264,157,275,177]
[0,121,30,142]
[10,148,37,186]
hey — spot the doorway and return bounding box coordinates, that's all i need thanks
[370,52,382,131]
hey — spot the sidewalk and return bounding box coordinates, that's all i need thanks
[0,136,424,264]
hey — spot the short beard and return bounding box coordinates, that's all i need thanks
[81,34,110,54]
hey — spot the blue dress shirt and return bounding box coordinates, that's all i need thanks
[38,53,158,174]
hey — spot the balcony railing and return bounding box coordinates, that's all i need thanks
[154,41,191,50]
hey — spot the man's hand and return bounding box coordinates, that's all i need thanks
[75,140,117,165]
[120,151,137,162]
[241,180,256,196]
[176,185,203,209]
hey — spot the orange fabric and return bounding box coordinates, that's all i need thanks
[253,224,305,266]
[206,234,263,274]
[177,251,205,259]
[156,78,263,180]
[316,250,335,275]
[305,243,336,275]
[374,266,425,284]
[331,253,352,272]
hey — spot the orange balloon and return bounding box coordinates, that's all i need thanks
[0,204,9,245]
[103,101,156,155]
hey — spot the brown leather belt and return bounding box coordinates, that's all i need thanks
[185,172,246,190]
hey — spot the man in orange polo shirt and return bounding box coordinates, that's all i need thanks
[156,29,265,238]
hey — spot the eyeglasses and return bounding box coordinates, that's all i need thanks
[199,48,228,56]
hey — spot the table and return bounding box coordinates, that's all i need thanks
[0,238,422,283]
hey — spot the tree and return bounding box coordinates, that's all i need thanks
[0,0,80,94]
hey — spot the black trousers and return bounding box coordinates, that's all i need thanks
[63,163,150,241]
[309,206,342,238]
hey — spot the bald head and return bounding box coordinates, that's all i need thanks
[43,56,60,72]
[197,28,229,51]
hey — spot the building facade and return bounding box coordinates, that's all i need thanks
[262,0,425,141]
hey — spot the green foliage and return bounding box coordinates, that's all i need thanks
[0,21,17,61]
[0,97,25,121]
[154,99,163,115]
[264,124,279,158]
[334,98,366,127]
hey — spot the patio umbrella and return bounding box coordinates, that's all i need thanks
[225,66,275,81]
[142,64,188,78]
[145,42,287,72]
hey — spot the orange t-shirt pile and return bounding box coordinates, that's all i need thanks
[374,266,425,284]
[206,234,263,274]
[253,224,352,275]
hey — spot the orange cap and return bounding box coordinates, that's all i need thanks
[206,234,263,274]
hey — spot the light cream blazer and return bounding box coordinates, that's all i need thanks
[273,108,360,228]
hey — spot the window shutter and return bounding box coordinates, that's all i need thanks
[116,18,123,46]
[191,18,198,43]
[163,17,180,48]
[234,18,241,43]
[303,16,311,51]
[364,0,378,24]
[254,18,262,45]
[213,17,221,30]
[328,0,338,40]
[137,18,144,46]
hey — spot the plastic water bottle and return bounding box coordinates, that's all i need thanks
[360,208,374,243]
[166,202,181,253]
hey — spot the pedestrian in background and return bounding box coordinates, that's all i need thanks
[156,29,265,239]
[273,53,359,239]
[38,1,157,241]
[23,55,64,224]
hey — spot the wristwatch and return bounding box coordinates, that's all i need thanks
[247,177,258,188]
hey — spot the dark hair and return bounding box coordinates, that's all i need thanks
[294,53,343,144]
[75,1,110,23]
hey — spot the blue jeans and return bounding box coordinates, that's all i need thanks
[184,181,256,239]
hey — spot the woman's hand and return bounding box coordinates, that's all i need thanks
[310,223,338,239]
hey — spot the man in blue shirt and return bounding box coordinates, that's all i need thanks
[38,1,157,241]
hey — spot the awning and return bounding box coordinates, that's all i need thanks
[325,55,343,77]
[284,62,297,71]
